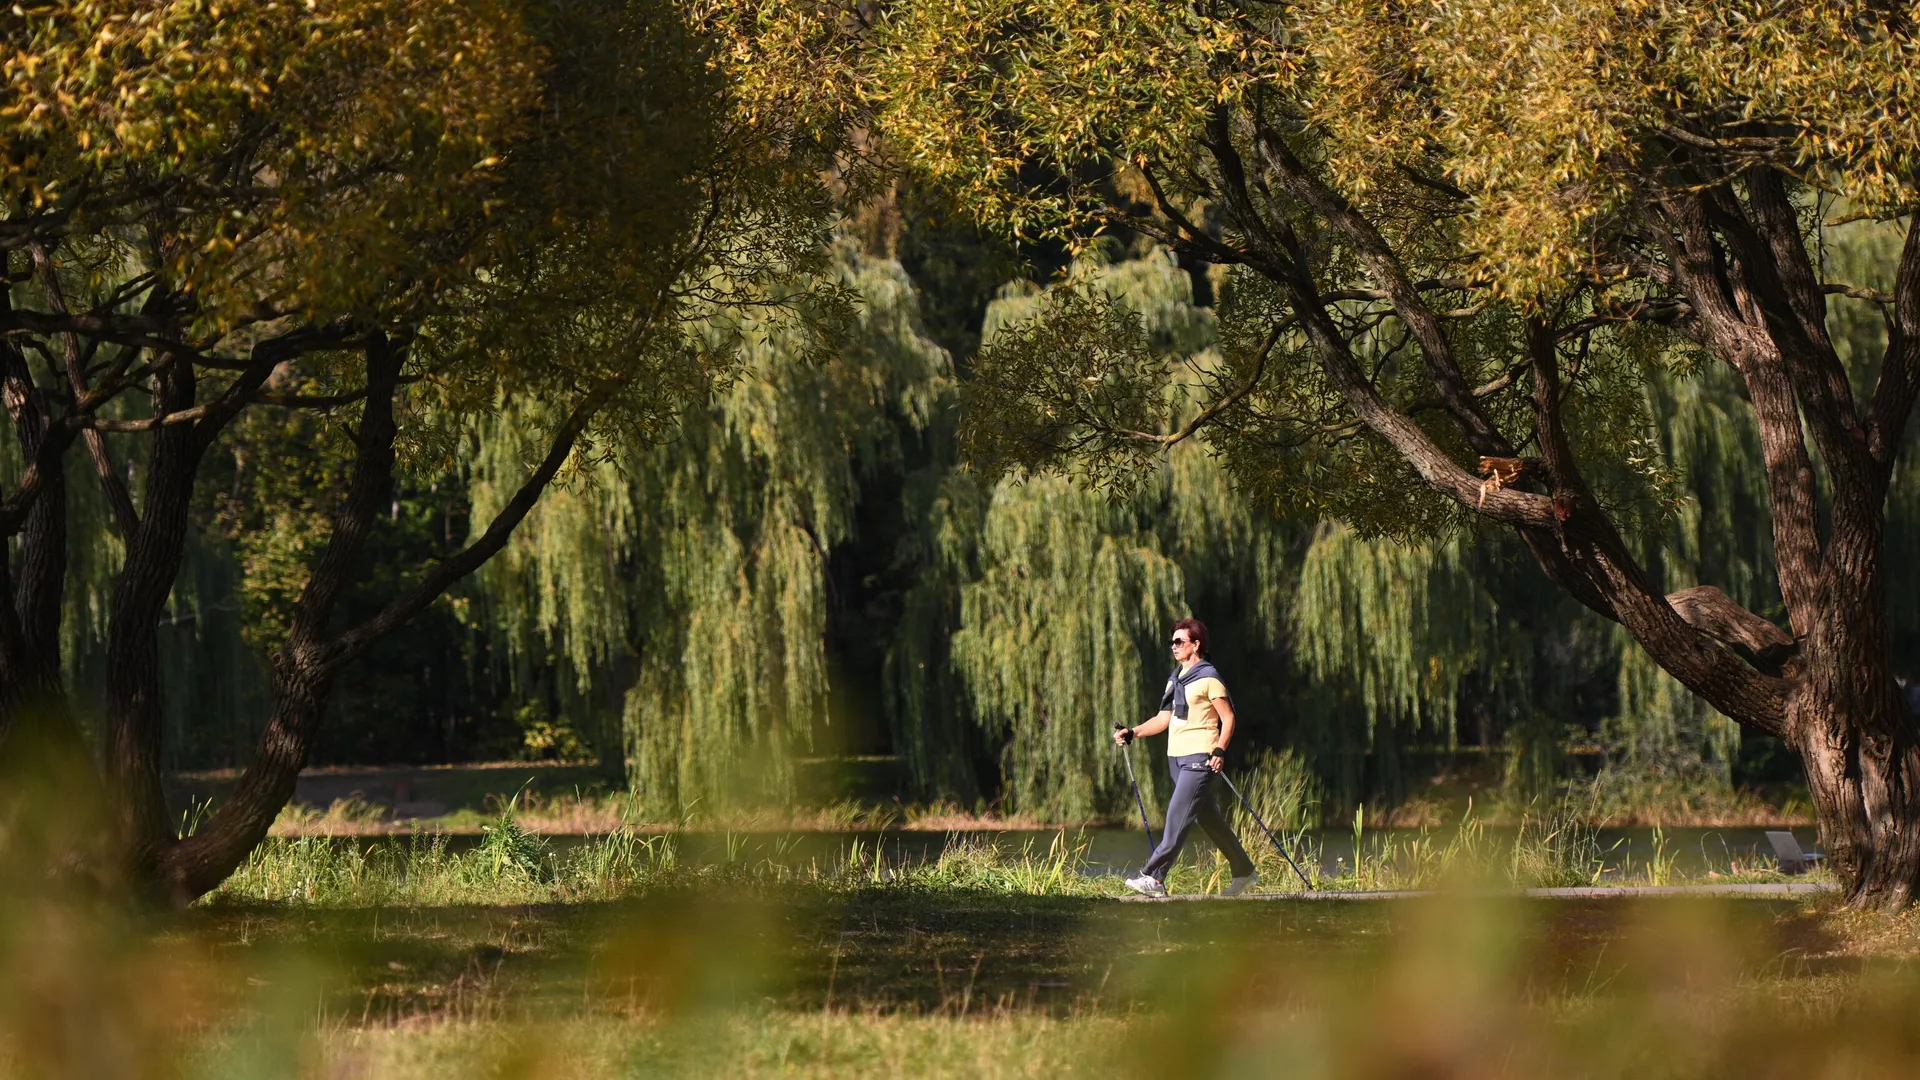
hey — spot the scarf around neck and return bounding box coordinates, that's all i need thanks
[1160,660,1226,719]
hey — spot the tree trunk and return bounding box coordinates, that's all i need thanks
[1796,689,1920,910]
[1790,479,1920,908]
[103,361,203,881]
[154,665,334,905]
[153,373,622,904]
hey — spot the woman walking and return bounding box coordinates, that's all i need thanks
[1112,618,1259,897]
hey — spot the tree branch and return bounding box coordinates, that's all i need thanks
[1865,221,1920,467]
[0,337,65,693]
[1737,171,1870,484]
[1252,127,1515,458]
[1134,160,1262,269]
[253,376,421,411]
[1657,189,1827,641]
[1520,316,1790,731]
[1275,248,1559,528]
[81,406,217,433]
[1133,319,1286,448]
[320,377,625,671]
[30,243,140,537]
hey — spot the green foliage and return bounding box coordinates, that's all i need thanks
[952,474,1186,821]
[476,796,553,882]
[733,0,1920,825]
[466,247,950,812]
[3,0,543,326]
[1292,523,1493,750]
[3,0,852,807]
[895,247,1298,817]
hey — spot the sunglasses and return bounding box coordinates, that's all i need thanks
[1170,638,1194,647]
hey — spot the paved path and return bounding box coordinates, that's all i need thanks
[1122,882,1837,901]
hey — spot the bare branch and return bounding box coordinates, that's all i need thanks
[1825,282,1896,305]
[1135,160,1261,268]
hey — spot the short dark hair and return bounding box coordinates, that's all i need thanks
[1172,617,1210,659]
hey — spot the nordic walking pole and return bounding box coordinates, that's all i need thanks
[1114,725,1157,856]
[1216,769,1313,888]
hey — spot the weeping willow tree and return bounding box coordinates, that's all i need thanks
[883,246,1301,817]
[1293,525,1492,805]
[949,474,1186,821]
[468,247,949,812]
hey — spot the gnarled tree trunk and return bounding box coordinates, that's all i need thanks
[1200,125,1920,906]
[1788,500,1920,909]
[1797,695,1920,909]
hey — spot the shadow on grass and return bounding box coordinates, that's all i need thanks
[179,886,1860,1025]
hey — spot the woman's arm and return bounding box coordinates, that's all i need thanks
[1208,698,1237,772]
[1113,709,1173,746]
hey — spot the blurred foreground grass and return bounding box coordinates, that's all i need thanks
[10,874,1920,1078]
[0,772,1883,1080]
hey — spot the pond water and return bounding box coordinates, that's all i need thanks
[434,825,1819,880]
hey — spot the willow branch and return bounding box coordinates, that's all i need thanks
[254,376,421,410]
[1317,361,1527,440]
[1136,160,1260,268]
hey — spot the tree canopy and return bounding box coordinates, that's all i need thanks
[729,0,1920,906]
[0,0,841,902]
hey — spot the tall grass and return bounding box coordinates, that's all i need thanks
[1569,763,1814,826]
[214,828,1126,906]
[213,802,1821,909]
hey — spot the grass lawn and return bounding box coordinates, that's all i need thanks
[2,824,1907,1079]
[15,881,1920,1078]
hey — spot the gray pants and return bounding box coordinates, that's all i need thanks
[1144,754,1255,882]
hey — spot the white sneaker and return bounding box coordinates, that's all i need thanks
[1222,871,1260,897]
[1124,874,1168,897]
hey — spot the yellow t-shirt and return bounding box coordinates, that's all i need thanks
[1166,673,1230,757]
